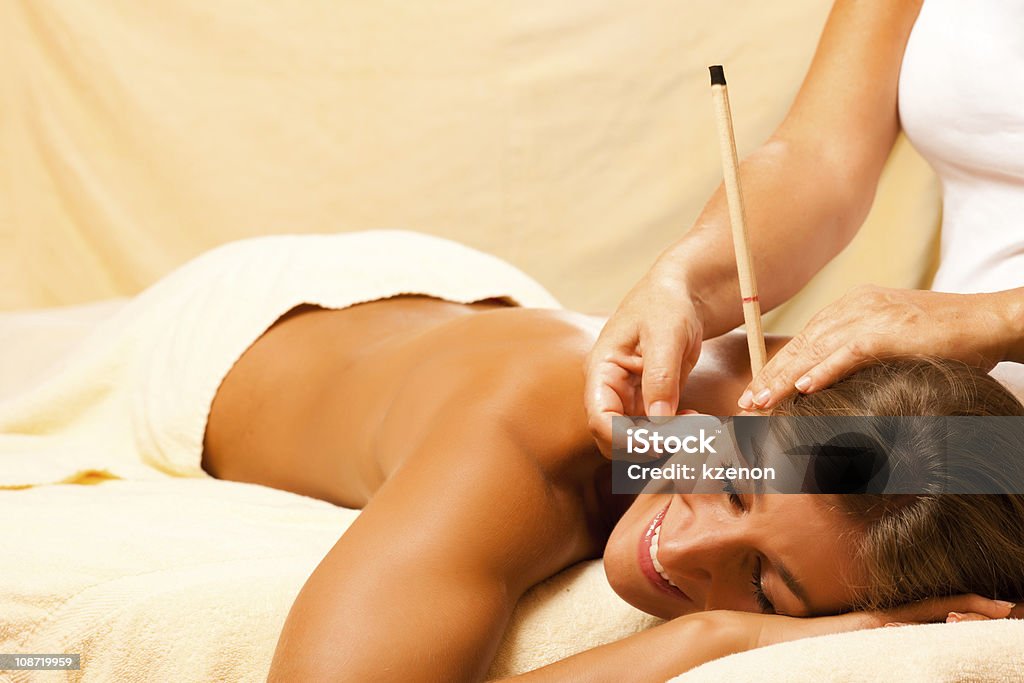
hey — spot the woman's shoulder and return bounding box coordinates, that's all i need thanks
[368,305,612,561]
[375,305,603,477]
[441,306,599,446]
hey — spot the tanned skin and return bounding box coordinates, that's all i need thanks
[202,296,786,682]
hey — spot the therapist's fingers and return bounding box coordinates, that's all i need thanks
[639,320,693,418]
[585,266,706,450]
[738,302,863,410]
[743,332,881,411]
[781,339,881,398]
[737,330,825,410]
[739,284,890,409]
[585,357,641,458]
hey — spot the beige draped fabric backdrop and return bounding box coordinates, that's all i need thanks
[0,0,940,333]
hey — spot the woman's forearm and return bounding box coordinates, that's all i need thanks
[659,136,876,339]
[500,593,1022,683]
[496,612,749,683]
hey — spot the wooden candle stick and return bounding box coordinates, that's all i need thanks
[709,64,767,376]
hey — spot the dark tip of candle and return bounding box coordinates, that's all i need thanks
[709,65,726,86]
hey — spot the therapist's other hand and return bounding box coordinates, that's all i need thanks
[585,267,703,456]
[740,285,1011,410]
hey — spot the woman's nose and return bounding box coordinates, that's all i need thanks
[656,496,752,609]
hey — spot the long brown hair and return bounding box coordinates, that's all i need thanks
[770,358,1024,610]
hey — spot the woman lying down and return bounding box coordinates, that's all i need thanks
[180,232,1024,681]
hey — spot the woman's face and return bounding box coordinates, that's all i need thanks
[604,493,866,619]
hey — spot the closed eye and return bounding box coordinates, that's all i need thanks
[723,470,743,510]
[722,488,777,614]
[725,484,743,509]
[751,557,776,614]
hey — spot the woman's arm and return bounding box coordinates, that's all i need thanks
[500,595,1018,682]
[586,0,924,441]
[268,428,561,682]
[497,612,746,683]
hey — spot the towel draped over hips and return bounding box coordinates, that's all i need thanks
[0,230,560,488]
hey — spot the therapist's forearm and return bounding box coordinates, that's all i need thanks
[657,136,877,339]
[994,287,1024,364]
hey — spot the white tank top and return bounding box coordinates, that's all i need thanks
[898,0,1024,295]
[898,0,1024,393]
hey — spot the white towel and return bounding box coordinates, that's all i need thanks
[0,478,661,682]
[0,258,664,682]
[0,230,560,488]
[673,618,1024,682]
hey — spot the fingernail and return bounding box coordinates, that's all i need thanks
[753,388,771,406]
[947,612,963,623]
[795,376,812,392]
[648,401,672,417]
[995,600,1016,609]
[738,390,753,409]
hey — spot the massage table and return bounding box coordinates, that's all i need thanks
[2,291,1023,682]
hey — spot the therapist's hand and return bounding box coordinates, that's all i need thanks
[585,266,704,455]
[740,285,1013,410]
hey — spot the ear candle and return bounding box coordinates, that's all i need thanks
[709,64,768,376]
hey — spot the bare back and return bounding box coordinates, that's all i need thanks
[202,296,762,510]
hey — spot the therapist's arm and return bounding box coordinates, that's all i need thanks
[586,0,924,446]
[1009,292,1024,363]
[742,285,1024,410]
[674,0,924,336]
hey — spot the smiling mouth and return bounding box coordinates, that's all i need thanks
[637,501,689,601]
